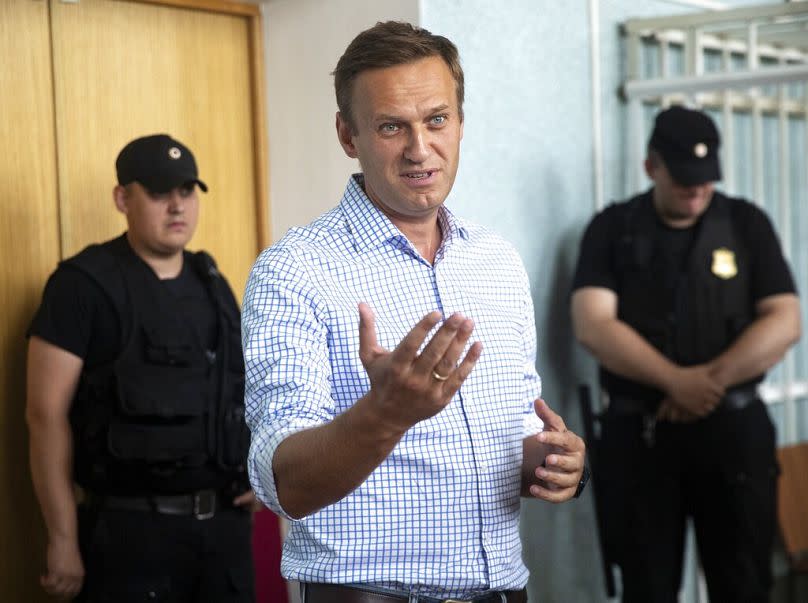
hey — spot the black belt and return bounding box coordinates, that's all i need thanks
[609,384,759,415]
[303,583,527,603]
[85,489,224,520]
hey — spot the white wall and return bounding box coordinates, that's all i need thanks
[262,0,419,243]
[261,7,421,601]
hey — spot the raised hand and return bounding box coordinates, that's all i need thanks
[358,303,482,433]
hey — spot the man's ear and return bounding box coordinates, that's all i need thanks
[643,158,655,181]
[336,112,358,159]
[113,185,128,214]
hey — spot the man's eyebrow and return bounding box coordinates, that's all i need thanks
[427,104,450,114]
[374,105,453,123]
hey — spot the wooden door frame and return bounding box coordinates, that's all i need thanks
[134,0,271,250]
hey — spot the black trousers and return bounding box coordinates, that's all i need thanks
[76,504,255,603]
[598,399,778,603]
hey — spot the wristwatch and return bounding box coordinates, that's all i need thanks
[574,464,591,499]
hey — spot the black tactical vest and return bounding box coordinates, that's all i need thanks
[603,190,754,399]
[65,236,249,492]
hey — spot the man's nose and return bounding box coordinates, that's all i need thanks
[167,191,185,212]
[404,127,429,163]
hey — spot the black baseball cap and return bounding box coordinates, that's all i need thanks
[115,134,208,193]
[649,106,721,186]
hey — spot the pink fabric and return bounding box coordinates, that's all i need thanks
[252,509,287,603]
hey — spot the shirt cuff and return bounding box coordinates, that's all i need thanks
[248,419,323,520]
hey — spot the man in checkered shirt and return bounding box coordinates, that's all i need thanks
[242,21,587,603]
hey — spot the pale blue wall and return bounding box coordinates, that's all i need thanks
[419,1,792,602]
[264,1,797,601]
[421,4,604,598]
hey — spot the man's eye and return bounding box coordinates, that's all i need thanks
[380,123,399,133]
[431,115,447,125]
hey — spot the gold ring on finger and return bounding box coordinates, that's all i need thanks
[431,369,449,382]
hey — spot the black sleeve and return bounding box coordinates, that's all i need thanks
[738,202,797,303]
[572,204,622,293]
[28,266,119,366]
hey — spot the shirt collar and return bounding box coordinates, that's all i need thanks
[340,174,469,255]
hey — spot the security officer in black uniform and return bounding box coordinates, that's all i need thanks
[26,134,261,602]
[570,106,801,603]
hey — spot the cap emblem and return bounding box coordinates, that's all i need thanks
[168,146,182,160]
[693,143,708,158]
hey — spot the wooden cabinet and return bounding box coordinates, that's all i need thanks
[0,1,268,599]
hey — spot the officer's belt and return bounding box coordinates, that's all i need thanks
[609,384,759,415]
[85,488,226,520]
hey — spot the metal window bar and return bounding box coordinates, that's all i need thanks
[621,2,808,448]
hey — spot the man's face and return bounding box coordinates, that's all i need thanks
[115,181,199,256]
[645,158,714,228]
[336,56,463,223]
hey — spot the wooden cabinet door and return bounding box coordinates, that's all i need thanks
[0,1,267,600]
[51,0,266,300]
[0,2,60,600]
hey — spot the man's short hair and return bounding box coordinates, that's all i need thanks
[333,21,465,132]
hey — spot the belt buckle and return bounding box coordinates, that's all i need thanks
[193,490,216,520]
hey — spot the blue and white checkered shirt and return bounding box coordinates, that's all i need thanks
[243,175,543,598]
